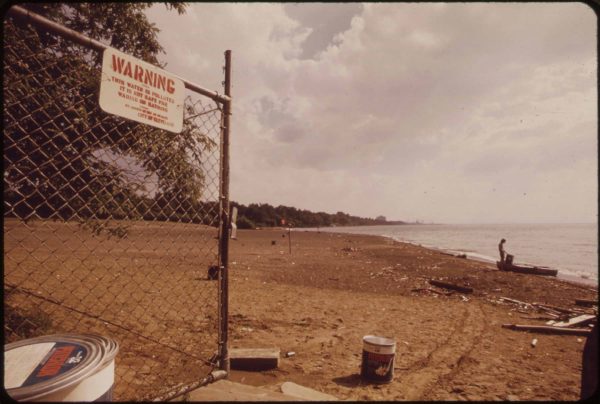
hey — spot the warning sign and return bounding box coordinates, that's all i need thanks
[99,48,184,133]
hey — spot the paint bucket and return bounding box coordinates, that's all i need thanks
[506,254,514,265]
[360,335,396,383]
[4,333,119,401]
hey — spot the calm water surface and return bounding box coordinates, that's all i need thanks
[304,223,598,283]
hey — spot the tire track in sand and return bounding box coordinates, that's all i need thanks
[397,301,485,401]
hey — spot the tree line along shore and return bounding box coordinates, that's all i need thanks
[231,201,407,229]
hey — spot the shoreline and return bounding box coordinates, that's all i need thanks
[297,226,598,288]
[395,238,598,288]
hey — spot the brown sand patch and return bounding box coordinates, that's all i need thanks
[227,229,596,401]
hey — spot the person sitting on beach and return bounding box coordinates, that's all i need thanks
[498,238,506,265]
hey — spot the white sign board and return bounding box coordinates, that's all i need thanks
[99,48,184,133]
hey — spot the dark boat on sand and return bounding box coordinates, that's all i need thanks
[496,256,558,277]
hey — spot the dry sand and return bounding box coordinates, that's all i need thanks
[226,228,597,401]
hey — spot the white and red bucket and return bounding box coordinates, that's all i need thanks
[4,333,118,401]
[360,335,396,383]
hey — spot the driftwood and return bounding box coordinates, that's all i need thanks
[535,307,562,318]
[575,299,598,307]
[411,287,452,296]
[502,324,592,336]
[520,315,559,321]
[499,297,532,308]
[532,303,574,316]
[429,279,473,294]
[552,314,597,328]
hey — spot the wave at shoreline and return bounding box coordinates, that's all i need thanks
[385,234,598,287]
[301,227,598,287]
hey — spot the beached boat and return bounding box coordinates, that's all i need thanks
[496,261,558,277]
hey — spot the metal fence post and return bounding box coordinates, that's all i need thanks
[4,6,233,399]
[218,49,232,373]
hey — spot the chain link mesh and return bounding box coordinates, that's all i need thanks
[3,16,225,401]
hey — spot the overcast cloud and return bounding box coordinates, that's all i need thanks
[146,2,596,224]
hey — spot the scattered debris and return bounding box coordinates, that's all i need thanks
[502,324,592,336]
[530,338,538,347]
[369,268,396,279]
[520,315,558,321]
[530,303,563,317]
[285,351,296,358]
[429,279,473,294]
[533,303,576,315]
[499,297,530,307]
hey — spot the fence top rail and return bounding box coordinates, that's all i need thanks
[7,4,231,105]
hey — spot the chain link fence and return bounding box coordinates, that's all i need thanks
[4,9,229,401]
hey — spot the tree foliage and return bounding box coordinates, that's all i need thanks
[230,202,405,229]
[20,2,186,67]
[4,3,221,228]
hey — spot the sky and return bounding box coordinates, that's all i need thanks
[145,3,597,224]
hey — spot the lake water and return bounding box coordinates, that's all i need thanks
[303,223,598,284]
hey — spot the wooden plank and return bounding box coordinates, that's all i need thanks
[502,324,592,336]
[533,306,562,317]
[429,279,473,294]
[532,303,574,315]
[230,348,280,371]
[552,314,596,328]
[538,303,576,314]
[185,380,301,401]
[499,297,531,306]
[575,299,598,307]
[280,382,338,401]
[519,315,559,321]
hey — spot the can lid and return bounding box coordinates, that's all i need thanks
[363,335,396,347]
[4,334,117,401]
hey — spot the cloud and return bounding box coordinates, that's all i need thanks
[146,3,596,223]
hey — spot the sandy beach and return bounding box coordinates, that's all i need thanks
[225,228,597,401]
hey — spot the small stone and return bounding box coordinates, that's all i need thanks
[506,394,520,401]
